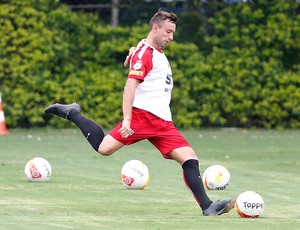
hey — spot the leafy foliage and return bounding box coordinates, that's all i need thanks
[173,0,300,128]
[0,0,299,129]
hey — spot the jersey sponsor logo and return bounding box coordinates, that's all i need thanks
[165,74,173,92]
[133,60,143,70]
[129,70,144,76]
[165,74,173,85]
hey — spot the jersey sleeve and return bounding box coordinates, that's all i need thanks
[128,46,153,82]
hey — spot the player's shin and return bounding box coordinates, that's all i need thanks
[68,110,105,152]
[182,159,212,211]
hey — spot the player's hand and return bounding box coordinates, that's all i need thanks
[124,47,136,68]
[128,47,135,54]
[118,120,134,138]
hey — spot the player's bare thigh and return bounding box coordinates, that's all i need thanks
[168,146,198,165]
[98,134,124,156]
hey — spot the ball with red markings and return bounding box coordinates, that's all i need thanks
[121,160,150,190]
[235,191,265,218]
[24,157,52,182]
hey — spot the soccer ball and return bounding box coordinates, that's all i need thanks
[121,160,150,190]
[24,157,52,182]
[235,191,265,218]
[203,164,230,190]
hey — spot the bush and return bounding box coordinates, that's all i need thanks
[0,0,299,129]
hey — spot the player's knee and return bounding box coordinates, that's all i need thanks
[98,145,114,156]
[97,135,123,156]
[98,147,112,156]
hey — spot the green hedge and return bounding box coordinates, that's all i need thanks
[0,0,299,129]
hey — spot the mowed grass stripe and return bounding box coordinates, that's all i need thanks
[0,129,299,229]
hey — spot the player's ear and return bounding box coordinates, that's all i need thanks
[152,23,159,32]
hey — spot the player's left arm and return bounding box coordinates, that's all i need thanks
[123,47,136,68]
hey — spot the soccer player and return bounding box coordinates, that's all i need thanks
[45,9,235,216]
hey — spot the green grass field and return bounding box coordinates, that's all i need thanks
[0,128,299,230]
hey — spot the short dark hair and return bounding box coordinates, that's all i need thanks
[149,9,177,29]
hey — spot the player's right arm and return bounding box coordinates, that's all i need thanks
[119,42,152,138]
[118,78,140,138]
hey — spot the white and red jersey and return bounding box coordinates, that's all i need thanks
[128,40,173,121]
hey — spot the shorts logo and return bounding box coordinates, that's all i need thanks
[133,60,143,70]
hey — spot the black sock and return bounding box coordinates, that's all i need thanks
[67,110,105,152]
[182,159,212,210]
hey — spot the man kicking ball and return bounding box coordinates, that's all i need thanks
[45,9,235,216]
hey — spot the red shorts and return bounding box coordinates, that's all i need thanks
[109,108,190,159]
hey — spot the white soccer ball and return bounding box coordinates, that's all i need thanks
[203,164,230,190]
[24,157,52,182]
[235,191,265,218]
[121,160,150,190]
